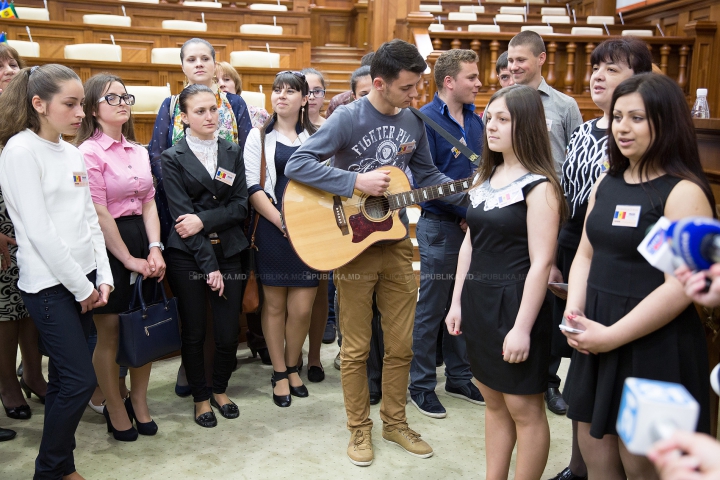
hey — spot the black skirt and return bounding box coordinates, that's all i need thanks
[95,215,156,314]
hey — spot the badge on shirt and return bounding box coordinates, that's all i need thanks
[598,155,610,173]
[496,187,524,208]
[545,119,553,132]
[612,205,641,227]
[72,172,88,187]
[397,141,416,155]
[451,137,467,158]
[214,167,236,186]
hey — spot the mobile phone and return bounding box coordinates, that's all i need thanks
[559,316,585,334]
[548,282,569,291]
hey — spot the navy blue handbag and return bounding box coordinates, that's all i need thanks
[116,276,181,368]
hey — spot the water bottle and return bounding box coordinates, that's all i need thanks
[691,88,710,119]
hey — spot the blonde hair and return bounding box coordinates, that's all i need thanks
[215,62,242,94]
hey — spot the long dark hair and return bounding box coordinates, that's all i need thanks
[607,73,715,211]
[0,64,80,147]
[75,73,136,146]
[476,84,568,222]
[260,71,317,145]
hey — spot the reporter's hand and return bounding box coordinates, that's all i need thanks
[547,264,567,300]
[445,304,462,335]
[79,289,100,314]
[0,233,16,271]
[93,284,111,308]
[207,270,225,297]
[175,214,204,238]
[147,247,166,281]
[676,264,720,308]
[124,257,153,278]
[354,170,391,196]
[649,430,720,479]
[502,327,530,363]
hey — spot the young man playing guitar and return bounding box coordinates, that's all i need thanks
[285,39,465,466]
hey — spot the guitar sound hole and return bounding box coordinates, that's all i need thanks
[364,196,390,220]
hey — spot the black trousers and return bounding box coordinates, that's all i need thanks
[166,246,242,403]
[22,273,97,480]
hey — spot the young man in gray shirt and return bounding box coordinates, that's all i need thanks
[286,39,461,467]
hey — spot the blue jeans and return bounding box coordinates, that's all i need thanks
[22,274,97,480]
[409,216,472,395]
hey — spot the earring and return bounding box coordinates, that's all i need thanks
[301,106,304,125]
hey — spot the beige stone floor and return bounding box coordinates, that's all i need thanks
[1,342,574,480]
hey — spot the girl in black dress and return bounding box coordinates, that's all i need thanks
[562,73,714,479]
[244,71,318,407]
[445,85,567,480]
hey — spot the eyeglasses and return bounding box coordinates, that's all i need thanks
[275,71,305,81]
[308,88,326,98]
[98,94,136,106]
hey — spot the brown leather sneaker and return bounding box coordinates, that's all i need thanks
[382,425,434,458]
[347,428,373,466]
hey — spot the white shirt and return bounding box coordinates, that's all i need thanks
[0,129,113,301]
[185,131,219,178]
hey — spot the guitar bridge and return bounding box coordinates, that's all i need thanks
[333,196,350,236]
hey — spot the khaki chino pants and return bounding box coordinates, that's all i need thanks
[335,239,417,430]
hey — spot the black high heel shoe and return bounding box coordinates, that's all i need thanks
[0,394,31,420]
[271,370,291,407]
[210,396,239,419]
[286,365,308,398]
[103,406,138,442]
[125,396,158,436]
[20,378,45,404]
[253,347,272,365]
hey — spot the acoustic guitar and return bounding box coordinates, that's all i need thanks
[282,166,476,271]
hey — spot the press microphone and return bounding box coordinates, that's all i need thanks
[712,363,720,396]
[617,377,700,455]
[669,217,720,271]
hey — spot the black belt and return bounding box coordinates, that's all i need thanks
[421,211,461,223]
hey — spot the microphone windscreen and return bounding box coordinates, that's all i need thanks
[712,363,720,396]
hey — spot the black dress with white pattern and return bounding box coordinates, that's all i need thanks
[0,190,29,321]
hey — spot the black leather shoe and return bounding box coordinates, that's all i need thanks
[369,392,381,405]
[1,395,31,420]
[271,371,291,408]
[287,366,308,397]
[103,406,138,441]
[20,377,45,404]
[194,406,217,428]
[307,365,325,383]
[125,396,158,436]
[549,467,587,480]
[0,427,16,442]
[322,323,336,344]
[210,396,239,419]
[545,388,568,415]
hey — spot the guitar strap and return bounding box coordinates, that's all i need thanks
[409,107,481,167]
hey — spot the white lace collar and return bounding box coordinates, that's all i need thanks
[186,131,219,177]
[469,172,545,210]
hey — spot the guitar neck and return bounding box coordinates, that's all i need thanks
[386,176,475,211]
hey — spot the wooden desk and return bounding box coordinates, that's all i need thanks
[437,18,651,36]
[17,0,310,35]
[4,19,310,68]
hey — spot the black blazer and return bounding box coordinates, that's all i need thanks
[161,137,249,274]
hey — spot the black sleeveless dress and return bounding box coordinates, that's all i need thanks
[564,173,710,439]
[461,173,553,395]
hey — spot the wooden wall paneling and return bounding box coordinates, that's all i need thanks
[310,6,357,47]
[355,0,369,50]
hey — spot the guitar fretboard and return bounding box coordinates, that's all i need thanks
[387,176,476,211]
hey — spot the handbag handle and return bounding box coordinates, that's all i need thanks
[128,276,171,317]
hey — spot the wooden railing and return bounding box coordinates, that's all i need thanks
[3,19,310,68]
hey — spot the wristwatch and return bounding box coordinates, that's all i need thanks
[149,242,164,252]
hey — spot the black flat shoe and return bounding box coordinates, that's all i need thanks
[549,467,587,480]
[1,395,31,420]
[307,365,325,383]
[287,365,308,397]
[103,406,138,442]
[20,377,45,404]
[125,396,158,436]
[0,427,16,442]
[369,392,382,405]
[271,370,291,408]
[194,406,217,428]
[210,396,239,419]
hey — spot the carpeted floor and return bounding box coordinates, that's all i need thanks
[2,342,575,480]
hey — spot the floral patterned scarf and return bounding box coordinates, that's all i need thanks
[171,86,238,146]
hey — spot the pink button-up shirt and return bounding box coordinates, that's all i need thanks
[79,131,155,219]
